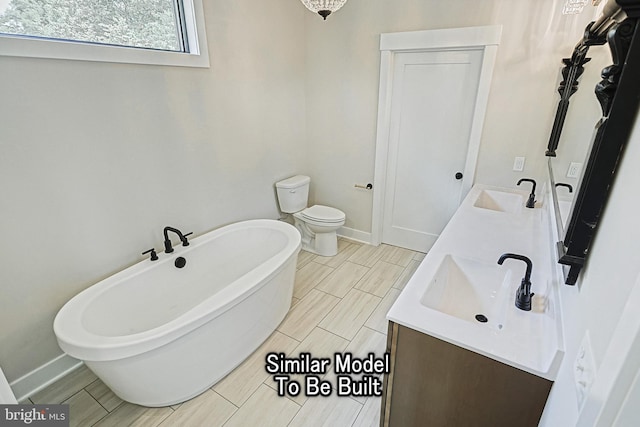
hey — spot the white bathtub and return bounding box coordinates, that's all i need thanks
[54,219,301,407]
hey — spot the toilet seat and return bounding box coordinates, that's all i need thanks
[300,205,345,224]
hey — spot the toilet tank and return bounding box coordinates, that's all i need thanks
[276,175,310,213]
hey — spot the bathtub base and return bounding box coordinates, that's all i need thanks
[87,255,296,407]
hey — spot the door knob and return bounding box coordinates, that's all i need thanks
[455,172,463,180]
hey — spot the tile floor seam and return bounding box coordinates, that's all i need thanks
[89,408,113,427]
[210,389,239,411]
[361,325,381,338]
[272,328,303,345]
[286,403,302,427]
[64,386,109,426]
[91,405,118,427]
[88,391,113,415]
[305,286,340,300]
[221,384,301,427]
[60,388,106,427]
[315,325,339,339]
[349,403,366,427]
[221,383,266,427]
[356,287,394,299]
[352,284,392,300]
[151,408,173,427]
[293,262,336,299]
[60,387,86,406]
[84,381,125,415]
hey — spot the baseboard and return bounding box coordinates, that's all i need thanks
[338,226,373,245]
[10,354,82,402]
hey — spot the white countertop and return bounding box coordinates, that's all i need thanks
[387,184,564,380]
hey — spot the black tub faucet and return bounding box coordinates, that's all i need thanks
[517,178,537,208]
[497,253,534,311]
[163,226,193,253]
[142,248,158,261]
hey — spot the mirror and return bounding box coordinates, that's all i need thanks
[549,46,610,235]
[546,0,640,285]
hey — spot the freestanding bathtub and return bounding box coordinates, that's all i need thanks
[54,219,301,407]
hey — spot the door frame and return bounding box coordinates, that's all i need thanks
[371,26,502,246]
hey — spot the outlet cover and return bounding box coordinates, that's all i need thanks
[567,162,582,178]
[574,331,596,410]
[513,157,525,172]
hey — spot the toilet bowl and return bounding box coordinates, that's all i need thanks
[275,176,346,256]
[293,205,345,256]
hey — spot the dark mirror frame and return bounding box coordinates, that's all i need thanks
[546,0,640,285]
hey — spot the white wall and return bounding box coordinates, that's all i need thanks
[540,113,640,426]
[304,0,595,235]
[0,0,306,382]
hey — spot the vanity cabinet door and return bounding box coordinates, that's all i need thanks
[380,322,552,427]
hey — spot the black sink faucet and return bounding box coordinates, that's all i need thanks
[555,183,573,193]
[163,226,192,253]
[497,253,534,311]
[517,178,537,208]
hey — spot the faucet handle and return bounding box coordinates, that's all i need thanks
[142,248,159,261]
[182,232,193,246]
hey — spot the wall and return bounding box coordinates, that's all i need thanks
[304,0,595,236]
[540,110,640,425]
[0,0,306,382]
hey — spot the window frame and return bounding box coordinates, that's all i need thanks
[0,0,209,68]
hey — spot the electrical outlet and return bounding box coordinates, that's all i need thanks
[567,162,582,178]
[513,157,525,172]
[574,331,596,410]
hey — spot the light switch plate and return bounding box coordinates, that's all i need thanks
[513,157,525,172]
[574,331,596,410]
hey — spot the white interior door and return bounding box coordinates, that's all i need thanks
[381,49,484,252]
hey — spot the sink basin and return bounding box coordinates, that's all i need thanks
[473,190,523,213]
[420,255,512,329]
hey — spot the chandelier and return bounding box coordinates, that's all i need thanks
[562,0,589,14]
[300,0,348,20]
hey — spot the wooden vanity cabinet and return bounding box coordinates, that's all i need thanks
[380,322,552,427]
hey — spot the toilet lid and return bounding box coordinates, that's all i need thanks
[301,205,345,223]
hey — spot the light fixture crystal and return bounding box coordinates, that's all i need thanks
[562,0,589,14]
[300,0,348,20]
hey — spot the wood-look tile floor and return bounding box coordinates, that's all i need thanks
[28,240,424,427]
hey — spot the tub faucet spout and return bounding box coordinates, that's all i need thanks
[163,227,192,253]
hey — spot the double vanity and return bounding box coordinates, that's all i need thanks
[382,183,564,426]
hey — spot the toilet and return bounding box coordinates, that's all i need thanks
[276,175,346,256]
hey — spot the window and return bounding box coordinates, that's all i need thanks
[0,0,209,67]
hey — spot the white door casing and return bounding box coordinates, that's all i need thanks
[371,26,502,249]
